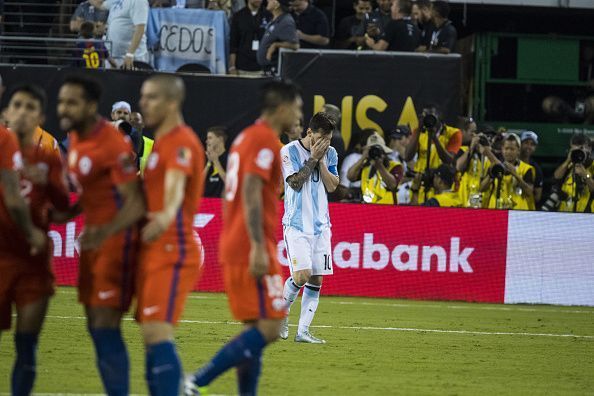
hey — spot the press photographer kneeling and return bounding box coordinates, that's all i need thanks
[542,134,594,213]
[479,133,536,210]
[411,164,461,207]
[404,105,462,203]
[347,132,403,204]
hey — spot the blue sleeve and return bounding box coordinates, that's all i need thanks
[327,147,338,176]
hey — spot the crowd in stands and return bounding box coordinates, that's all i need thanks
[67,0,457,73]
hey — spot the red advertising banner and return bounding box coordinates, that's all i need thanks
[49,198,509,303]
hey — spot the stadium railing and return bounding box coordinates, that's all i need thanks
[3,1,79,38]
[0,36,113,67]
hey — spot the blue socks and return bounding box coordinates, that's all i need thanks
[88,328,129,396]
[12,332,38,396]
[236,349,262,396]
[192,327,267,390]
[146,341,182,396]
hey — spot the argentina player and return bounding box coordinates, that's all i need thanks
[280,112,339,343]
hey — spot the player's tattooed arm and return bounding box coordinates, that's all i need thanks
[286,158,318,192]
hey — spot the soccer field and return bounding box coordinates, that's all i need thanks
[1,287,593,395]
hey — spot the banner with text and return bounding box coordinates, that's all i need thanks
[147,8,229,74]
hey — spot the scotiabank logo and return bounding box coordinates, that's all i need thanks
[278,233,474,273]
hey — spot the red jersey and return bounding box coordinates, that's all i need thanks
[67,119,137,226]
[143,125,205,248]
[0,128,69,256]
[219,120,283,265]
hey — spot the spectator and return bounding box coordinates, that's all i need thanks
[90,0,150,69]
[413,164,461,207]
[207,0,232,16]
[404,104,462,204]
[229,0,271,76]
[129,112,154,175]
[549,134,594,213]
[281,117,304,144]
[347,132,403,204]
[322,104,346,164]
[338,128,374,201]
[480,134,535,210]
[365,0,419,52]
[412,0,432,42]
[70,0,109,33]
[520,131,544,205]
[291,0,330,48]
[257,0,299,74]
[387,126,414,204]
[366,0,391,38]
[335,0,372,50]
[111,101,131,123]
[77,21,117,69]
[417,0,456,54]
[204,126,228,198]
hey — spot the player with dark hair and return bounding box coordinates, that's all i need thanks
[136,74,206,395]
[0,84,67,395]
[279,111,339,343]
[56,74,145,395]
[185,81,303,395]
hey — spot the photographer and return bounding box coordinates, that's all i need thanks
[546,134,594,213]
[480,134,535,210]
[404,104,462,203]
[412,164,461,207]
[456,122,500,208]
[347,132,403,204]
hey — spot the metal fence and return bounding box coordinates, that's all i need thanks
[3,1,79,38]
[0,36,113,68]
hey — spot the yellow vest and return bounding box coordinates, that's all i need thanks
[487,160,535,210]
[558,162,594,213]
[414,125,460,204]
[433,190,463,207]
[139,136,154,176]
[361,160,401,205]
[458,146,488,208]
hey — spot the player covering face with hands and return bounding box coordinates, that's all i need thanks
[280,112,339,343]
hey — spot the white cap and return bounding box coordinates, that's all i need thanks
[520,130,539,144]
[111,101,131,113]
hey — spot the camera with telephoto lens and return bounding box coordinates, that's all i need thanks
[115,120,133,136]
[541,184,569,212]
[368,145,385,161]
[570,148,588,164]
[422,110,439,130]
[478,134,490,146]
[421,168,436,187]
[489,163,507,179]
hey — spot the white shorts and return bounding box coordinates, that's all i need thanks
[283,226,333,276]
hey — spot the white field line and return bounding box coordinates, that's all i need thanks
[56,290,594,315]
[39,315,594,340]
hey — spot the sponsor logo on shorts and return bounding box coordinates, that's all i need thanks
[97,290,116,300]
[143,305,160,316]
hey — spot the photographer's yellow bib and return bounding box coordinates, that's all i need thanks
[414,125,460,204]
[486,160,535,210]
[458,146,489,208]
[433,191,463,207]
[558,163,594,213]
[361,160,401,205]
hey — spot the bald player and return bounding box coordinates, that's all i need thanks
[138,75,205,395]
[57,75,145,395]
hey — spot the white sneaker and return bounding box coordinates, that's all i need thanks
[280,316,289,340]
[184,375,206,396]
[294,330,326,344]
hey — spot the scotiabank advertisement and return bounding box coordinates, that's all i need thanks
[48,198,594,307]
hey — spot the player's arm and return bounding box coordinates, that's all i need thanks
[286,138,329,191]
[0,168,46,254]
[243,173,268,279]
[141,169,186,242]
[319,147,339,193]
[80,179,145,250]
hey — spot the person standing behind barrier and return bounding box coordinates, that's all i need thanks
[257,0,299,74]
[204,126,228,198]
[519,130,544,205]
[90,0,150,69]
[70,0,109,33]
[417,0,456,54]
[335,0,372,50]
[229,0,271,76]
[365,0,420,52]
[291,0,330,49]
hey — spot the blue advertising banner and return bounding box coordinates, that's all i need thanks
[147,8,229,74]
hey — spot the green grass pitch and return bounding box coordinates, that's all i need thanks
[1,287,593,395]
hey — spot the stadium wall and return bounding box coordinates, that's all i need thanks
[48,198,594,307]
